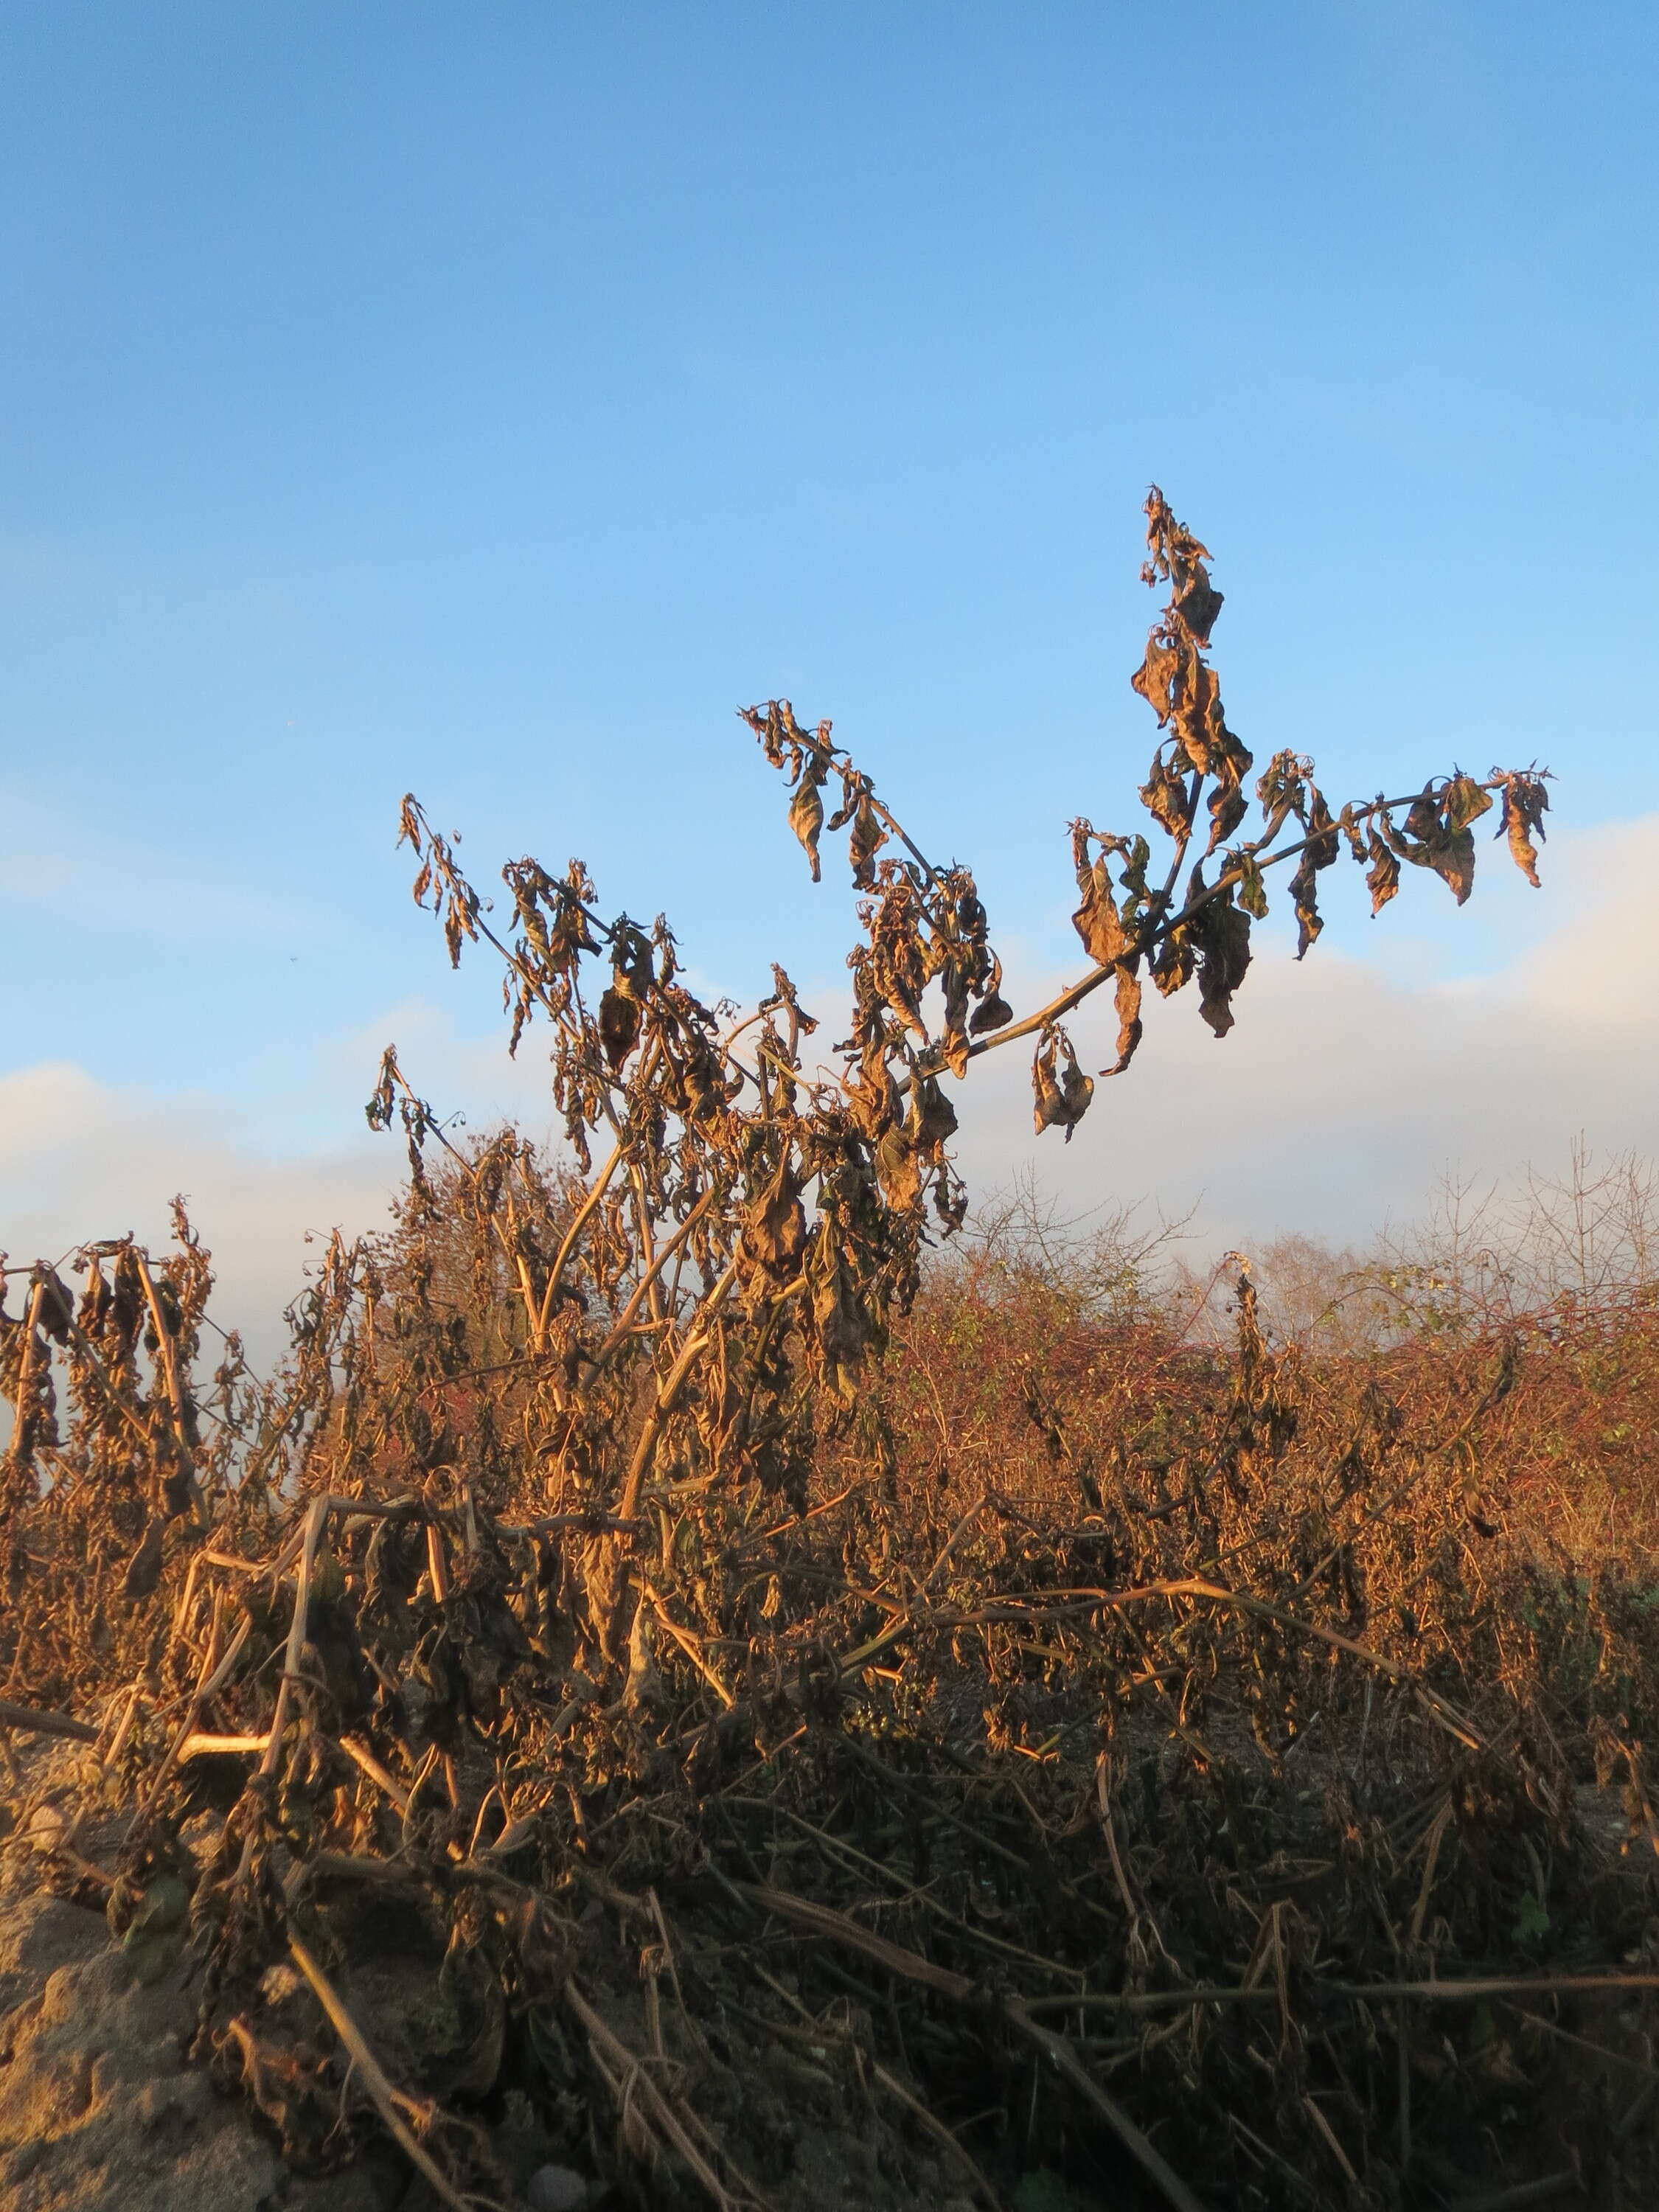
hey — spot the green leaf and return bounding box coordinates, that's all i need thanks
[1512,1891,1550,1944]
[122,1874,190,1986]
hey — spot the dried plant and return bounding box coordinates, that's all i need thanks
[5,495,1654,2212]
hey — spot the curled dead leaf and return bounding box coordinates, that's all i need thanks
[1032,1027,1093,1140]
[1101,963,1143,1077]
[1497,771,1549,888]
[789,765,827,883]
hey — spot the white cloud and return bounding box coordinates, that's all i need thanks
[943,813,1659,1253]
[0,1063,399,1373]
[2,815,1653,1364]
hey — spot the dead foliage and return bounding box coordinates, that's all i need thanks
[5,494,1652,2212]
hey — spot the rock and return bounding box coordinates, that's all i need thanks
[0,1893,108,1979]
[25,1802,68,1853]
[526,2164,589,2211]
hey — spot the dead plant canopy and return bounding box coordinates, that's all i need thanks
[8,494,1649,2212]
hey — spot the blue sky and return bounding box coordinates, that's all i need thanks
[2,4,1656,1308]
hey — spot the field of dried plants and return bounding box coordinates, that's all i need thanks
[4,496,1654,2212]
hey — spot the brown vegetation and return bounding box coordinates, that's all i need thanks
[4,495,1652,2212]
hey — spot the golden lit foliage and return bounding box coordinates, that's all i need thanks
[9,498,1655,2212]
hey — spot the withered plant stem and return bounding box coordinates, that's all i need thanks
[288,1934,476,2212]
[261,1495,328,1780]
[0,1696,97,1743]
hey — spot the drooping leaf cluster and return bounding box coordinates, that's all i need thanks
[750,490,1548,1146]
